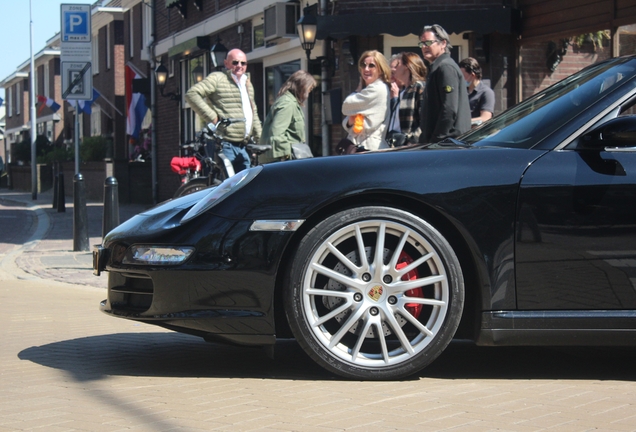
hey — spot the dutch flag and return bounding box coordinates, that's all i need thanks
[37,95,61,114]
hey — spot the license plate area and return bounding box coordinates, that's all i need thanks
[93,245,108,276]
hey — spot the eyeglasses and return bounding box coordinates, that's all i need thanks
[362,63,377,69]
[418,40,439,48]
[231,60,247,66]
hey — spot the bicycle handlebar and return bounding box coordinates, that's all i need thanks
[207,117,246,134]
[180,141,201,150]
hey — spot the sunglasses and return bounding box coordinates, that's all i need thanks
[362,63,377,69]
[231,60,247,66]
[418,40,439,48]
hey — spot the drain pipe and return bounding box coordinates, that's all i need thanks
[320,0,329,157]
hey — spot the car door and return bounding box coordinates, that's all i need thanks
[515,131,636,310]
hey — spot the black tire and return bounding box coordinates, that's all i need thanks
[172,177,219,198]
[284,206,464,380]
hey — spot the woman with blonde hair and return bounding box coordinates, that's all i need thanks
[260,70,317,163]
[340,50,391,151]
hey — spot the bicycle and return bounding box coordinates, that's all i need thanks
[171,118,271,198]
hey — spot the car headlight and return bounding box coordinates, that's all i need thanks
[123,245,195,265]
[180,166,262,224]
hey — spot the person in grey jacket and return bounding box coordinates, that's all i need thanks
[260,70,317,163]
[418,24,471,143]
[185,49,262,174]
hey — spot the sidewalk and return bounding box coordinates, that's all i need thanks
[0,187,150,288]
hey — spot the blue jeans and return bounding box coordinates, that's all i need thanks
[221,141,251,175]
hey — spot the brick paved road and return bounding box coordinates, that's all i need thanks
[2,277,636,431]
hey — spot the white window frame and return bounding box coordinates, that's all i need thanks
[129,8,134,58]
[141,3,152,61]
[7,87,12,117]
[15,82,20,115]
[106,25,111,69]
[44,63,50,97]
[92,36,100,75]
[90,105,101,136]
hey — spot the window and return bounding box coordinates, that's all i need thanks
[618,24,636,56]
[265,61,300,113]
[182,55,206,142]
[254,23,264,49]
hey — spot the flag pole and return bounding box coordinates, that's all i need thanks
[29,0,37,200]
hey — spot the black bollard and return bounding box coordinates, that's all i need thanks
[56,171,66,213]
[102,176,120,239]
[73,173,89,252]
[52,164,58,209]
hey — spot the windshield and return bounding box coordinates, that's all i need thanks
[461,57,636,149]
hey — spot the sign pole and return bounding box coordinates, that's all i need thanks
[61,4,92,252]
[29,0,37,200]
[75,105,80,175]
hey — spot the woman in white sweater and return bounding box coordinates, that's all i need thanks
[341,50,391,151]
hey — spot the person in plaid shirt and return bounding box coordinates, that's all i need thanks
[388,52,427,146]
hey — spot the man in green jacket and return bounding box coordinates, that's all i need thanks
[185,49,262,174]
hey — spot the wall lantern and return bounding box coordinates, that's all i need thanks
[192,65,204,83]
[155,63,180,100]
[210,36,228,70]
[297,13,317,61]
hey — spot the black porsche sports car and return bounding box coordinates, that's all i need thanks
[95,55,636,380]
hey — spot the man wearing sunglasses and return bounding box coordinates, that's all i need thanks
[186,49,262,174]
[418,24,470,143]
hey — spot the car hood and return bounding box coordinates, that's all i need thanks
[211,145,546,221]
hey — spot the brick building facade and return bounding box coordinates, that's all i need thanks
[3,0,636,203]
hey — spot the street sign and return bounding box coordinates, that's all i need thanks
[61,5,90,42]
[61,62,91,99]
[60,4,92,100]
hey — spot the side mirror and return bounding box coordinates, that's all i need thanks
[580,115,636,150]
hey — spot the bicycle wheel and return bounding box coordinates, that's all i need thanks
[173,178,216,198]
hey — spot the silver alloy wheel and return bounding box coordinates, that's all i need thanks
[301,218,450,368]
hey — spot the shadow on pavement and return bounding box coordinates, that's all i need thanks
[422,340,636,381]
[18,333,334,381]
[18,333,636,381]
[0,208,36,246]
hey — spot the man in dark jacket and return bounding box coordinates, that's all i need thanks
[418,24,471,143]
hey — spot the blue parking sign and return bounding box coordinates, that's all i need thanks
[61,4,91,42]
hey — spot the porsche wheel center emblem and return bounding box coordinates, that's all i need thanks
[367,285,383,301]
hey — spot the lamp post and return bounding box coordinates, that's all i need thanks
[210,36,228,71]
[154,63,180,101]
[297,13,317,61]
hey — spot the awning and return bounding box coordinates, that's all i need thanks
[168,36,209,58]
[316,7,521,40]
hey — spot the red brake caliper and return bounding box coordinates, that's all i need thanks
[395,252,423,318]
